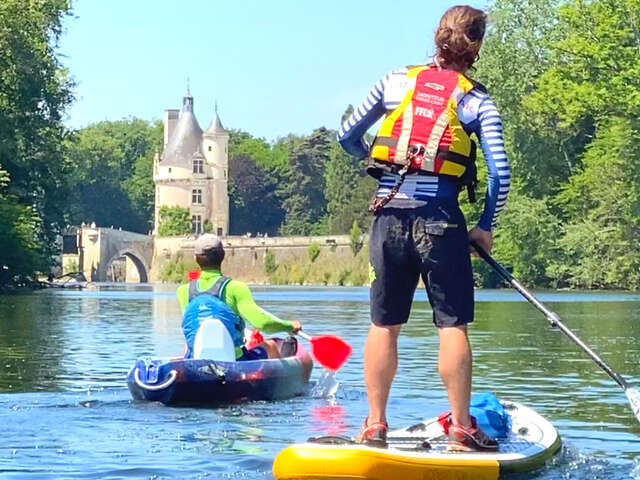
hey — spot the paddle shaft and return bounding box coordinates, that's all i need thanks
[471,241,630,391]
[297,331,312,342]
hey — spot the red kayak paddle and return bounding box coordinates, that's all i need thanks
[297,332,352,371]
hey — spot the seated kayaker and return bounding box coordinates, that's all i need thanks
[177,234,302,360]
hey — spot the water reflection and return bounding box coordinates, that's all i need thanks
[310,403,347,436]
[1,285,640,479]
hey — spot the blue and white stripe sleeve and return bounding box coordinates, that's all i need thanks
[476,97,510,231]
[337,75,388,158]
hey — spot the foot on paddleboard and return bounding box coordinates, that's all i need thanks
[447,419,499,452]
[354,418,388,448]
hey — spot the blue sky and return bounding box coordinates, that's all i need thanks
[59,0,487,141]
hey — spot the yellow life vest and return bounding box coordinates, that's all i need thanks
[366,65,477,180]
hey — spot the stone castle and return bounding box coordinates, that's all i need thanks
[62,89,357,283]
[153,90,229,236]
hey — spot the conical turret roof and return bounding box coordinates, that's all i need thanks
[204,104,227,135]
[161,91,203,164]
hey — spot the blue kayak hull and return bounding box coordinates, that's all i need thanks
[127,338,313,405]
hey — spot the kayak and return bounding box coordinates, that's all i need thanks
[273,401,561,480]
[127,337,313,405]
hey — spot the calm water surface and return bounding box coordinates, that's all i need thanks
[1,284,640,479]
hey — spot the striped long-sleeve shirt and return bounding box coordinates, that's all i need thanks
[337,68,510,231]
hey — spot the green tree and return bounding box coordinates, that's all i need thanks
[0,0,74,286]
[468,0,640,289]
[548,118,640,289]
[281,128,332,235]
[349,220,363,256]
[518,0,640,289]
[157,206,191,236]
[0,166,45,286]
[123,121,163,227]
[227,130,291,235]
[229,129,289,171]
[324,141,371,233]
[492,190,560,286]
[228,154,284,235]
[474,0,572,198]
[65,119,162,233]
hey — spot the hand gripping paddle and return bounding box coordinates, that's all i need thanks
[471,241,640,425]
[297,331,352,371]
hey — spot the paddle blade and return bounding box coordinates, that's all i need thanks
[309,335,352,371]
[626,387,640,424]
[188,270,201,280]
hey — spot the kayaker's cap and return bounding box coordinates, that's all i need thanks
[194,234,223,254]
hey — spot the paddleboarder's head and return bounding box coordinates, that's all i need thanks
[194,234,225,270]
[434,5,487,73]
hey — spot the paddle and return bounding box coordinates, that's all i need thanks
[297,331,352,372]
[471,241,640,424]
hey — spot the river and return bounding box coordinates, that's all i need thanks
[1,285,639,479]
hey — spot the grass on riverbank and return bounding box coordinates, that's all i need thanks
[157,246,370,286]
[268,245,369,286]
[158,253,198,284]
[157,245,503,288]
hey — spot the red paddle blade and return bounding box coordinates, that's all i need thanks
[188,270,201,280]
[309,335,352,371]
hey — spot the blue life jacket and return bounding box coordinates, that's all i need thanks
[182,276,245,358]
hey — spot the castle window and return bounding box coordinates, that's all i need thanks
[192,188,202,204]
[217,227,223,236]
[224,169,227,179]
[191,215,202,234]
[193,158,204,174]
[208,146,212,152]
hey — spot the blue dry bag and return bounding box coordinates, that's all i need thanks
[469,392,511,438]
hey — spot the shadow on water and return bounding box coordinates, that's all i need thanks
[1,285,640,478]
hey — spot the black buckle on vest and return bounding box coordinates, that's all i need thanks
[407,144,426,166]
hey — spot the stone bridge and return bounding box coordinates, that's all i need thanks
[69,227,353,283]
[78,226,153,282]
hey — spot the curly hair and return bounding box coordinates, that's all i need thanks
[434,5,487,69]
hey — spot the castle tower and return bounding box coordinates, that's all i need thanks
[153,90,229,236]
[202,103,230,236]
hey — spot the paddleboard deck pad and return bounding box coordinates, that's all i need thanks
[273,401,561,480]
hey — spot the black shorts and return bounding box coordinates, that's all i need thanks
[369,200,474,328]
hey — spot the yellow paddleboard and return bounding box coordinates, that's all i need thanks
[273,401,561,480]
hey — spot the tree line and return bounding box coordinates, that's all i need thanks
[2,0,640,290]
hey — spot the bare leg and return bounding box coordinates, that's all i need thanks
[438,325,472,427]
[364,323,402,424]
[258,339,281,359]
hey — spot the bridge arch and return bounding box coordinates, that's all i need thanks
[79,227,153,282]
[104,248,149,283]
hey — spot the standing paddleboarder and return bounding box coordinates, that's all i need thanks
[338,5,510,451]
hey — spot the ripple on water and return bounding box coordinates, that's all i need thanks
[1,286,640,479]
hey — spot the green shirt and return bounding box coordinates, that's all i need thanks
[177,269,293,358]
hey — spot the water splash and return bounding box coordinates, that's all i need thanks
[310,370,340,399]
[626,387,640,423]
